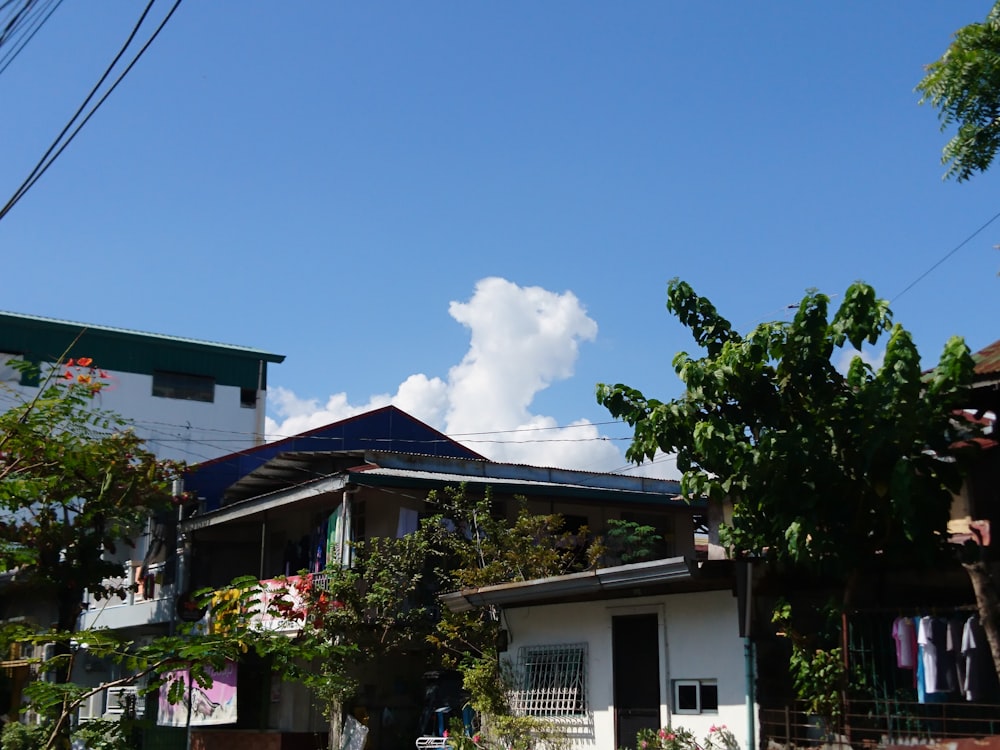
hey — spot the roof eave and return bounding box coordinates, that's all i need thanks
[441,557,698,612]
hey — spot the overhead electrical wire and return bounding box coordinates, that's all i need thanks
[890,207,1000,304]
[0,0,63,76]
[0,0,183,224]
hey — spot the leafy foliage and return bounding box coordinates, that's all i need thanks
[0,359,180,631]
[422,486,598,668]
[598,279,976,718]
[2,583,266,750]
[598,279,974,593]
[625,723,739,750]
[602,519,662,565]
[771,600,848,722]
[917,1,1000,181]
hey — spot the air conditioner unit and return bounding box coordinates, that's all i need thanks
[77,690,105,723]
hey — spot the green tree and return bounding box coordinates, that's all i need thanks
[917,1,1000,181]
[0,358,240,749]
[245,486,594,750]
[243,533,431,750]
[423,487,593,750]
[597,280,986,702]
[0,358,179,633]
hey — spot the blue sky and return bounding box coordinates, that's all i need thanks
[1,1,997,475]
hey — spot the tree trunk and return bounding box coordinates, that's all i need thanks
[962,560,1000,681]
[328,700,343,750]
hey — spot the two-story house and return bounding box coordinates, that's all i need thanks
[171,417,695,750]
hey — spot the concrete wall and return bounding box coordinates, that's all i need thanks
[0,363,265,464]
[501,589,752,750]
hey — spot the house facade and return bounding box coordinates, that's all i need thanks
[0,310,285,463]
[172,437,696,749]
[442,559,751,750]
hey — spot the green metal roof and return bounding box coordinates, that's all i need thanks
[0,311,284,390]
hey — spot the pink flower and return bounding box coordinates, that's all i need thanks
[640,741,648,749]
[666,734,676,741]
[710,725,718,733]
[443,730,449,738]
[473,735,481,745]
[659,729,668,739]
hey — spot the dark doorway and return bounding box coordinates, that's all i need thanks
[613,613,661,748]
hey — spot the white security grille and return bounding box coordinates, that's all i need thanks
[510,643,587,717]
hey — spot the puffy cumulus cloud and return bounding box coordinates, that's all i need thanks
[445,277,597,435]
[265,277,674,477]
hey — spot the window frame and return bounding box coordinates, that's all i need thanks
[672,679,719,715]
[152,370,215,403]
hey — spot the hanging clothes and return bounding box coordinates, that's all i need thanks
[917,616,956,697]
[961,614,999,701]
[892,616,917,669]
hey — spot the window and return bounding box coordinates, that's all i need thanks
[510,643,588,717]
[673,679,718,714]
[152,370,214,402]
[240,387,257,408]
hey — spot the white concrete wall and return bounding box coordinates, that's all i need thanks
[501,589,752,750]
[0,362,264,464]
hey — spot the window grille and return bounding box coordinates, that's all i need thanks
[511,643,588,717]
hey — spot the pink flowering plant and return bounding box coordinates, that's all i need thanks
[444,718,482,749]
[703,724,740,750]
[627,724,739,750]
[634,725,697,750]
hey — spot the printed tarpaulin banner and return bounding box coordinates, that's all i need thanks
[157,660,237,727]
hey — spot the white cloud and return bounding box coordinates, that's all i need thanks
[265,277,668,476]
[835,346,885,375]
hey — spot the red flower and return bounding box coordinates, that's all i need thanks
[65,358,74,367]
[76,357,93,367]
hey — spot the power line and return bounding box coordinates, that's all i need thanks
[0,0,183,223]
[0,0,63,76]
[890,207,1000,304]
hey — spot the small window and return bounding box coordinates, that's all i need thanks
[673,679,718,714]
[510,643,588,717]
[152,371,214,403]
[240,387,257,408]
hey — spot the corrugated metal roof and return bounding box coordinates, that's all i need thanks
[973,338,1000,377]
[440,557,732,611]
[348,465,692,506]
[0,309,285,359]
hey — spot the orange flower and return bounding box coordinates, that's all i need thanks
[76,357,93,367]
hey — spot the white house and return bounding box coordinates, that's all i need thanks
[442,558,756,750]
[0,310,285,464]
[0,311,283,728]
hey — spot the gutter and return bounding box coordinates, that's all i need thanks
[441,557,696,613]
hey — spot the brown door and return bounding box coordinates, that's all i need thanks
[613,613,661,748]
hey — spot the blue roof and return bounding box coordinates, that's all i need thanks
[185,405,484,510]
